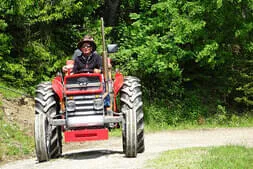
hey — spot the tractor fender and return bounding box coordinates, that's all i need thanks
[114,72,124,95]
[113,72,124,112]
[52,76,64,101]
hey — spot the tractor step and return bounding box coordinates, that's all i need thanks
[64,128,108,142]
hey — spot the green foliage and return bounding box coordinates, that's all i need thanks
[0,19,11,69]
[215,105,228,124]
[0,0,104,93]
[144,93,208,127]
[139,0,151,11]
[234,51,253,108]
[144,89,253,129]
[114,0,213,99]
[112,0,253,117]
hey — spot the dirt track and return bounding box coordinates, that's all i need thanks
[1,127,253,169]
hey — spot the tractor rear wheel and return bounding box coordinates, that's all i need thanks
[120,76,145,157]
[34,82,62,162]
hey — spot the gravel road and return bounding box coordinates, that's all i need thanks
[1,127,252,169]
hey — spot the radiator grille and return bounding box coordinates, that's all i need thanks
[66,95,104,117]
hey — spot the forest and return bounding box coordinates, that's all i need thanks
[0,0,252,126]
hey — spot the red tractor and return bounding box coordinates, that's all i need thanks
[34,18,144,162]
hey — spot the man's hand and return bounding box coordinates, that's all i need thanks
[94,68,101,73]
[62,65,73,72]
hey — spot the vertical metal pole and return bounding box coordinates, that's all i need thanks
[101,17,109,95]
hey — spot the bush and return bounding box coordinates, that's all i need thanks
[144,93,207,127]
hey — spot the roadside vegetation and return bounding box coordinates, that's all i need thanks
[0,81,26,99]
[143,97,253,132]
[0,83,34,162]
[0,111,34,162]
[146,145,253,169]
[110,114,253,137]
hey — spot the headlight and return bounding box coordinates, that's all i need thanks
[93,99,103,110]
[66,100,76,112]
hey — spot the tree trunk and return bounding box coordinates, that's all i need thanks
[104,0,120,26]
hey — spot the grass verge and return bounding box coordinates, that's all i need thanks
[146,145,253,169]
[0,83,34,163]
[0,81,24,99]
[109,115,253,137]
[144,115,253,132]
[0,110,34,162]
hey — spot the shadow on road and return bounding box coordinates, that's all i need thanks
[63,149,123,160]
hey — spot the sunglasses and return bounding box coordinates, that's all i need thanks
[82,45,92,49]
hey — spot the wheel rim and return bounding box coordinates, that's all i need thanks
[45,118,51,157]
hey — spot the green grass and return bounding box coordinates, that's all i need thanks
[144,115,253,133]
[146,146,253,169]
[0,109,34,162]
[0,82,34,161]
[109,128,122,137]
[0,81,25,99]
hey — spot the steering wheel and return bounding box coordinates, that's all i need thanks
[76,68,94,74]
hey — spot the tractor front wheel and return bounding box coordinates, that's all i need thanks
[34,82,62,162]
[120,76,145,157]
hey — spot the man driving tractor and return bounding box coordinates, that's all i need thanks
[73,35,102,74]
[62,35,104,74]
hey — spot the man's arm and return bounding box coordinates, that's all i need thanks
[94,53,102,73]
[72,57,79,73]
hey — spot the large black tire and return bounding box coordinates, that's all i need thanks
[121,76,145,157]
[34,82,62,162]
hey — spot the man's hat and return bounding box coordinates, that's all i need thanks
[77,35,97,52]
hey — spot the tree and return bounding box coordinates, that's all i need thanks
[0,0,103,90]
[112,0,253,114]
